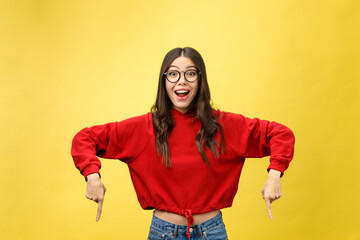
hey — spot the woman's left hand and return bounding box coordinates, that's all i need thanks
[261,169,282,220]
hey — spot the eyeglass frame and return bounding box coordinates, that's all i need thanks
[164,69,201,83]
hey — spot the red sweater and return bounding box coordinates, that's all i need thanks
[71,108,294,219]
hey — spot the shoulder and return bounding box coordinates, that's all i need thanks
[212,109,247,123]
[118,112,152,126]
[110,113,154,136]
[212,110,268,132]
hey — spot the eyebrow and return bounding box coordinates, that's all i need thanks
[168,65,197,69]
[186,65,197,69]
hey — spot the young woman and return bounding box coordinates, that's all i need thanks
[71,47,295,240]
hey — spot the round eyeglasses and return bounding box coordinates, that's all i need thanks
[164,69,200,83]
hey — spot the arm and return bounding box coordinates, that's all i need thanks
[221,112,295,219]
[257,120,294,219]
[71,114,153,179]
[71,123,119,221]
[71,122,122,179]
[222,113,295,175]
[70,114,153,221]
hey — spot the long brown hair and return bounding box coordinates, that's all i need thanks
[151,47,224,167]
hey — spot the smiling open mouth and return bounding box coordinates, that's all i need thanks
[175,90,190,98]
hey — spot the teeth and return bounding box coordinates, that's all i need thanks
[175,90,189,93]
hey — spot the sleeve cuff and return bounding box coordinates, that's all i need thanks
[267,158,288,177]
[82,165,101,181]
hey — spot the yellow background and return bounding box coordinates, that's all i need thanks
[1,0,359,239]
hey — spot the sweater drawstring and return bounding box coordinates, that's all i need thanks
[182,209,194,238]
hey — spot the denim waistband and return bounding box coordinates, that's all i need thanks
[150,211,224,237]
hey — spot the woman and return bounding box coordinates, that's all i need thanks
[71,47,295,239]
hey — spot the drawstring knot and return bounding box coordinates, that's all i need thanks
[181,209,193,238]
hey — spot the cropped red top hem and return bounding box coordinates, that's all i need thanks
[145,202,233,238]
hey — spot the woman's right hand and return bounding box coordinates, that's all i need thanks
[86,173,106,221]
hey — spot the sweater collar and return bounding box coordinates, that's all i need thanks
[170,107,195,119]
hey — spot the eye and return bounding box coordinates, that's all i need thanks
[168,71,178,77]
[186,70,197,76]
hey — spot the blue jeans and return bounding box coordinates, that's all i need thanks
[148,211,228,240]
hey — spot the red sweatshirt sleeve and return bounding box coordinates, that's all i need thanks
[221,112,295,175]
[71,113,153,179]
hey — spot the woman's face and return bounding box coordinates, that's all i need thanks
[165,56,199,113]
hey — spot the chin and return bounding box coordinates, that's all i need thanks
[173,103,190,112]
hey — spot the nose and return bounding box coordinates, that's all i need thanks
[177,72,187,85]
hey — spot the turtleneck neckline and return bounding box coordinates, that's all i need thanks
[170,107,195,118]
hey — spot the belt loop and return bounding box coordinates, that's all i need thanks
[174,224,178,237]
[198,224,203,236]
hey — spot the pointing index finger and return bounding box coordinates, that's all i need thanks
[265,198,273,220]
[96,200,103,222]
